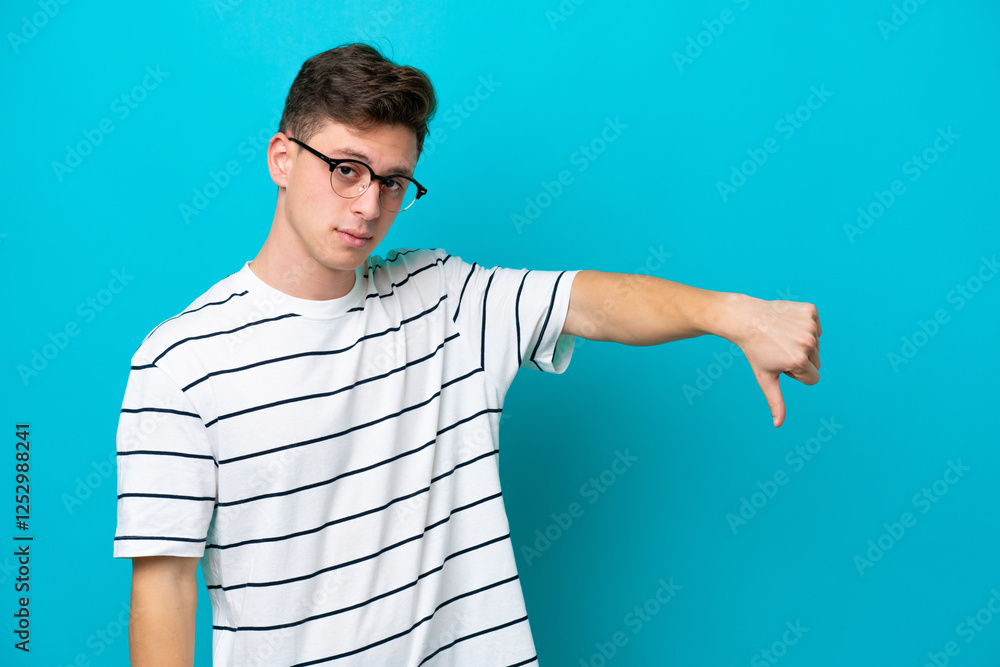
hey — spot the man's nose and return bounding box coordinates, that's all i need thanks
[351,180,382,219]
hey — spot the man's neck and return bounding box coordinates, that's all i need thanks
[249,240,358,301]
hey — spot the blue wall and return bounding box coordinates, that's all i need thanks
[3,0,999,664]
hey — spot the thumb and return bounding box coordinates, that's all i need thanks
[754,371,786,428]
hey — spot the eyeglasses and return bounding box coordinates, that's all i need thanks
[288,137,427,212]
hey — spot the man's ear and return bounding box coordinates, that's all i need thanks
[268,133,292,189]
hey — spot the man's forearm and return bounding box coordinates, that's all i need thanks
[130,556,199,666]
[562,270,745,345]
[562,268,822,427]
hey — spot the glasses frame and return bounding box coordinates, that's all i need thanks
[287,137,427,212]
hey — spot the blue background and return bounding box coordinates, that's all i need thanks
[3,0,999,664]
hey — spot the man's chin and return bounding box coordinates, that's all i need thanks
[315,250,372,273]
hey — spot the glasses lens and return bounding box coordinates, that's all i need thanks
[379,177,419,212]
[329,161,372,199]
[328,162,419,212]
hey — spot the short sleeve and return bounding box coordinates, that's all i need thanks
[114,357,218,558]
[437,248,580,397]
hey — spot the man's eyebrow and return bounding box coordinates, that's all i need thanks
[332,147,414,177]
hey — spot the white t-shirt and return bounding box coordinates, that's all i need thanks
[114,247,580,666]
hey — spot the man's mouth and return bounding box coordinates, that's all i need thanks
[336,229,370,247]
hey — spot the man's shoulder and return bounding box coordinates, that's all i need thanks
[130,265,249,364]
[365,247,452,289]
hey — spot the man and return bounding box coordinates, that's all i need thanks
[115,43,820,666]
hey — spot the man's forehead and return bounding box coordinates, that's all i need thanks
[312,120,418,175]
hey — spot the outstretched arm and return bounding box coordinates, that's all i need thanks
[561,270,821,427]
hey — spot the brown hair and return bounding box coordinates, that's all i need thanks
[278,43,437,154]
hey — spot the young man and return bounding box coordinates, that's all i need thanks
[115,43,821,666]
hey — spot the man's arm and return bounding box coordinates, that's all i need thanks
[561,270,822,428]
[129,556,200,666]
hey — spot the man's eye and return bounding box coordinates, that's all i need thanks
[335,165,358,179]
[384,178,402,191]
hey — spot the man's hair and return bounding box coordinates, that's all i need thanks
[278,43,437,155]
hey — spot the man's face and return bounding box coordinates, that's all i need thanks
[271,119,419,274]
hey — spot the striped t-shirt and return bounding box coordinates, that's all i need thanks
[114,247,580,666]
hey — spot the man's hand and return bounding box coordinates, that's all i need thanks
[724,295,822,428]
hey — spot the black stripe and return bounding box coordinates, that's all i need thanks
[114,535,205,543]
[381,247,423,264]
[218,406,500,507]
[217,367,483,465]
[210,486,432,551]
[204,331,457,427]
[209,449,497,550]
[430,449,497,481]
[359,253,446,304]
[514,271,530,367]
[138,255,444,372]
[150,313,300,365]
[481,269,497,370]
[131,362,156,370]
[220,439,434,507]
[117,449,217,464]
[117,492,215,501]
[183,295,448,391]
[290,575,521,666]
[315,252,441,313]
[453,262,477,323]
[147,290,249,338]
[417,612,529,667]
[504,657,539,667]
[206,491,502,590]
[435,407,502,436]
[120,407,200,419]
[212,532,511,633]
[529,271,568,370]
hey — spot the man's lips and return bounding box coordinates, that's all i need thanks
[336,229,371,247]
